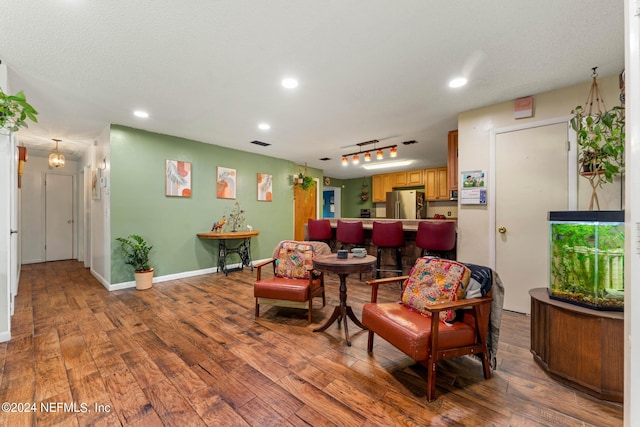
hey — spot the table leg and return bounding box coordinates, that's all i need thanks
[312,273,365,346]
[218,241,228,275]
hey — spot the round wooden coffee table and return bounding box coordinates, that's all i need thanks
[312,253,376,346]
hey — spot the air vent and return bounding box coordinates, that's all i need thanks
[319,157,331,161]
[402,140,418,145]
[250,140,271,147]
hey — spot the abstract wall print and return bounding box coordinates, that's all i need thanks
[165,160,192,197]
[257,173,273,201]
[216,166,236,199]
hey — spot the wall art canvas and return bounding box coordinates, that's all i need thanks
[165,160,192,197]
[216,166,236,199]
[257,173,273,201]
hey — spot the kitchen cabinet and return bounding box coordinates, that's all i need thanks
[425,167,448,200]
[372,174,392,202]
[406,169,424,186]
[390,172,407,187]
[448,130,458,191]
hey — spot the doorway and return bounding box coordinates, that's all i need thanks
[322,186,341,219]
[45,173,74,261]
[492,119,576,314]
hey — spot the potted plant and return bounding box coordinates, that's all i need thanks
[116,234,154,290]
[570,70,625,210]
[0,87,38,133]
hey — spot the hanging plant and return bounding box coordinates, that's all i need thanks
[0,87,38,133]
[570,68,625,210]
[360,177,369,201]
[293,163,316,190]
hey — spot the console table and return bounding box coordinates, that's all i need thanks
[197,231,259,275]
[529,287,623,402]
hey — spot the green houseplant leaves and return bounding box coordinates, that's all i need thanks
[0,87,38,133]
[116,234,152,272]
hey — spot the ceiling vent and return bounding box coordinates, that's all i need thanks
[402,140,418,145]
[319,157,331,161]
[250,140,271,147]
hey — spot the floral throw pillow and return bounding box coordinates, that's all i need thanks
[401,256,471,322]
[275,241,315,279]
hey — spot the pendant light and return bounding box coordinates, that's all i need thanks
[49,138,65,168]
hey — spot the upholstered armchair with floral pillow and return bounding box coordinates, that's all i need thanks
[254,240,331,323]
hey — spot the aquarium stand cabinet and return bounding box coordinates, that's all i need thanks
[529,288,623,402]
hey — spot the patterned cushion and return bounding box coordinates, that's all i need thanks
[401,257,471,322]
[275,241,315,279]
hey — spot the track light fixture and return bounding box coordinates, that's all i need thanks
[341,139,400,166]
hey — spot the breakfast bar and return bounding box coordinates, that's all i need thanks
[319,218,457,275]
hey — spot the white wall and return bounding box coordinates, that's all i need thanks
[624,0,639,424]
[0,64,13,341]
[457,74,622,266]
[20,156,80,263]
[90,125,111,286]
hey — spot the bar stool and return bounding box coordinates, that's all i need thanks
[336,220,364,251]
[307,219,333,250]
[416,221,457,259]
[372,221,404,279]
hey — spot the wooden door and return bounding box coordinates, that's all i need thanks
[406,169,424,186]
[495,122,569,313]
[424,168,436,199]
[294,183,317,241]
[45,173,74,261]
[372,175,385,202]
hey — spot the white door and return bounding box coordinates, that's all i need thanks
[495,122,570,313]
[45,174,73,261]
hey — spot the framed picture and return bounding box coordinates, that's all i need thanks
[257,173,273,201]
[217,166,236,199]
[165,160,192,197]
[91,169,101,200]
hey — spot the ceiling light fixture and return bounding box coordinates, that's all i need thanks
[258,123,270,130]
[48,139,65,168]
[281,77,299,89]
[363,160,413,170]
[133,110,149,118]
[449,77,468,88]
[341,139,400,166]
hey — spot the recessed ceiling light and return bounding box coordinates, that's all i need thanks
[281,77,299,89]
[133,110,149,118]
[258,123,270,130]
[449,77,468,88]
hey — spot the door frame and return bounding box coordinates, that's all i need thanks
[489,115,577,268]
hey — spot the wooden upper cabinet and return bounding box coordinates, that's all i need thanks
[425,167,449,200]
[390,172,407,187]
[447,130,458,191]
[372,174,386,202]
[406,169,424,186]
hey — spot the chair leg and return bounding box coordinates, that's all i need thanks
[376,247,382,279]
[367,331,375,352]
[395,247,403,276]
[426,358,437,401]
[308,299,313,323]
[481,351,492,379]
[255,299,259,318]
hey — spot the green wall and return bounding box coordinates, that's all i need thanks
[110,125,297,283]
[341,176,373,218]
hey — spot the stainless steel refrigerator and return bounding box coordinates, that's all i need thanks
[386,190,426,219]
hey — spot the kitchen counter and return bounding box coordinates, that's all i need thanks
[327,218,456,231]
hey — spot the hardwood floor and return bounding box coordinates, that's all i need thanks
[0,260,623,426]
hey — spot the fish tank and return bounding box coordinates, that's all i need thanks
[548,211,624,311]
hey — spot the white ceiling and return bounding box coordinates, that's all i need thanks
[0,1,624,179]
